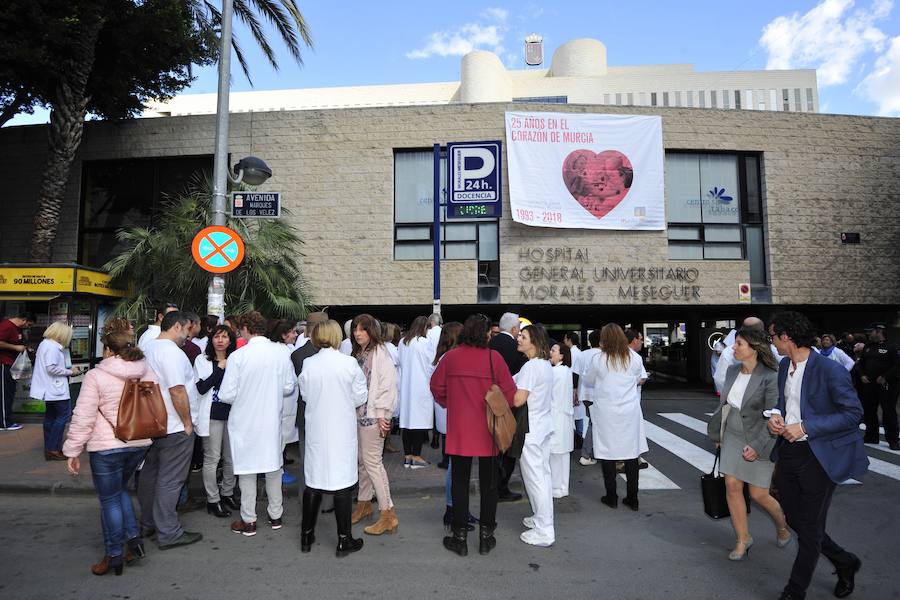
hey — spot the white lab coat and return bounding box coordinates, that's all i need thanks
[339,338,352,356]
[550,363,575,454]
[137,325,160,352]
[218,336,296,475]
[298,348,368,490]
[397,336,436,430]
[586,351,648,460]
[276,342,300,444]
[29,339,73,401]
[193,354,215,437]
[569,346,585,421]
[822,347,855,371]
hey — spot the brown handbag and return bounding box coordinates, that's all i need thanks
[113,379,168,441]
[485,351,517,453]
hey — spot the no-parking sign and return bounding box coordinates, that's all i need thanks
[192,226,245,273]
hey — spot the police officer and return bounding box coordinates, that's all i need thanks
[855,323,900,450]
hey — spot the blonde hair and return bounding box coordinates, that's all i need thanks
[312,320,343,350]
[43,321,74,347]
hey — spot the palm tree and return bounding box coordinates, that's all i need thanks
[105,175,314,321]
[29,0,313,263]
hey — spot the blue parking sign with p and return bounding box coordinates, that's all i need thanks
[447,141,502,218]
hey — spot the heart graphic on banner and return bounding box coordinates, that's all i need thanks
[562,149,634,219]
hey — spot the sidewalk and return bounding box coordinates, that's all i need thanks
[0,425,459,498]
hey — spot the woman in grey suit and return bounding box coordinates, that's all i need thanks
[708,328,791,561]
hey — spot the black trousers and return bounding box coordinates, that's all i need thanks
[302,485,354,536]
[497,453,517,493]
[774,442,856,598]
[600,459,638,500]
[0,364,16,428]
[450,455,497,531]
[861,381,898,442]
[401,429,428,456]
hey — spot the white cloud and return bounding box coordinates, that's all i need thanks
[407,8,508,60]
[760,0,892,86]
[856,35,900,114]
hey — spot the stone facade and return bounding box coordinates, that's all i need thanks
[2,103,899,309]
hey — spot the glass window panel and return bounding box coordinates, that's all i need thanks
[699,154,741,224]
[734,90,742,109]
[794,88,802,112]
[667,226,701,241]
[650,92,657,106]
[395,226,431,241]
[668,243,703,260]
[615,93,622,105]
[743,156,762,222]
[394,243,433,260]
[704,244,743,259]
[602,93,610,104]
[444,223,477,241]
[664,154,702,222]
[627,92,634,105]
[394,151,446,223]
[478,222,498,260]
[686,91,694,107]
[806,88,814,111]
[704,225,742,242]
[83,161,155,230]
[746,225,767,283]
[722,90,729,109]
[444,242,477,259]
[663,92,670,107]
[81,231,132,270]
[699,90,706,108]
[769,89,778,111]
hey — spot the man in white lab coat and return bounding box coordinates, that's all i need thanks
[218,311,297,537]
[137,302,178,351]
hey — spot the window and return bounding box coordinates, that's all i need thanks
[512,96,568,104]
[734,90,742,109]
[80,156,213,268]
[664,152,767,283]
[782,88,790,111]
[650,92,658,106]
[393,150,499,263]
[663,92,670,107]
[805,88,815,112]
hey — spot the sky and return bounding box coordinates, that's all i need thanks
[6,0,900,126]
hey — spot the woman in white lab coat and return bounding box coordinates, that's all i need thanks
[32,322,83,460]
[549,342,575,498]
[585,323,648,511]
[217,312,297,535]
[397,316,435,468]
[515,324,556,547]
[298,320,369,557]
[270,320,300,449]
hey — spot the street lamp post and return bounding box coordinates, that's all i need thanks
[208,0,235,321]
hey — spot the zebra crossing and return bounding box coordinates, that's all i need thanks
[603,409,900,490]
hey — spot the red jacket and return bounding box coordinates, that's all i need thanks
[431,345,516,457]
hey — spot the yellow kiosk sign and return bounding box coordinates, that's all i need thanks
[0,266,126,297]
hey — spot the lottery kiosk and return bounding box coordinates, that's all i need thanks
[0,263,127,413]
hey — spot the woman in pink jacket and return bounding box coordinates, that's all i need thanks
[63,330,153,577]
[349,314,399,536]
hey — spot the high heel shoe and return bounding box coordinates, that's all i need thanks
[776,527,792,548]
[91,555,124,576]
[728,537,754,561]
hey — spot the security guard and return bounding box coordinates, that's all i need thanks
[855,323,900,450]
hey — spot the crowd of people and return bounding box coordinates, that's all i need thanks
[0,305,890,599]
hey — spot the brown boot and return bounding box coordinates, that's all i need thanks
[364,508,398,535]
[351,500,373,525]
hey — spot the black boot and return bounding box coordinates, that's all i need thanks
[334,490,363,558]
[301,488,323,553]
[220,495,238,511]
[478,524,496,555]
[443,527,468,557]
[206,501,231,518]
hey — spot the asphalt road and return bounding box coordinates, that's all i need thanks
[2,398,898,600]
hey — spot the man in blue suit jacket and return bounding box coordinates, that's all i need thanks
[767,312,869,600]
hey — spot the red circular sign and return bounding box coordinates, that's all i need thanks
[191,226,245,274]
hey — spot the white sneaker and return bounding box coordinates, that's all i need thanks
[552,490,567,499]
[522,516,535,529]
[579,456,597,466]
[520,529,554,547]
[0,423,23,431]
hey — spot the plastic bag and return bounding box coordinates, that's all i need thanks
[10,351,32,380]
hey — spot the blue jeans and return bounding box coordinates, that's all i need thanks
[90,448,147,557]
[43,400,71,451]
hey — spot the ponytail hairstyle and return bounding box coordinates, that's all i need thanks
[102,330,143,362]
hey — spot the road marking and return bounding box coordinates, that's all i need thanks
[619,462,680,490]
[643,420,716,473]
[657,413,866,485]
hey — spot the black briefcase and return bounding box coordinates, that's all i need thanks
[701,448,750,519]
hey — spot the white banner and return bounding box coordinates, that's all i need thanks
[505,111,664,230]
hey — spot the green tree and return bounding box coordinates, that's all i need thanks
[0,0,312,263]
[105,176,313,321]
